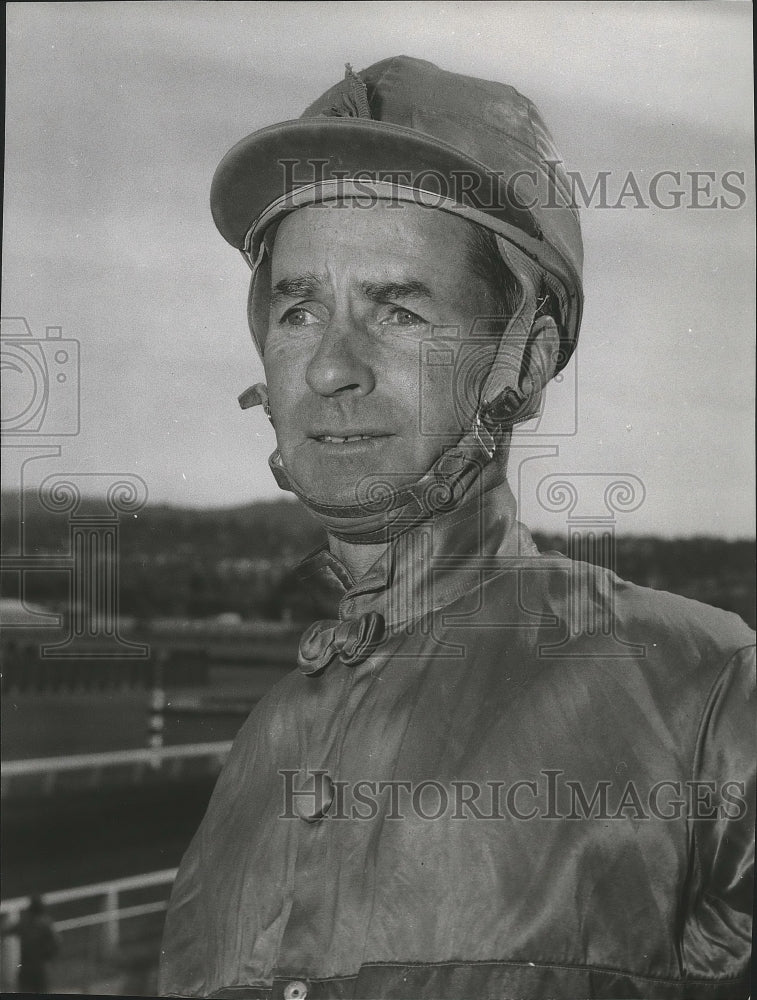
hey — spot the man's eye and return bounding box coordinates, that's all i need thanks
[381,307,425,327]
[279,307,319,327]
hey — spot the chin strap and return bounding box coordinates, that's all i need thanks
[239,240,548,543]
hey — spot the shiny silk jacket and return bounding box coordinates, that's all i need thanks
[160,481,755,999]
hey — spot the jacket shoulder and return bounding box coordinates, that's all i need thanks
[601,563,754,659]
[509,550,755,683]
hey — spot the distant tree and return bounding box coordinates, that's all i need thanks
[2,493,753,626]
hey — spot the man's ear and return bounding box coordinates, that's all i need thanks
[520,314,561,396]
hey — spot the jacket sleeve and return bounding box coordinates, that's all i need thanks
[159,831,207,997]
[682,642,755,983]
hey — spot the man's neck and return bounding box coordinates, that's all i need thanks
[326,533,388,583]
[323,443,513,583]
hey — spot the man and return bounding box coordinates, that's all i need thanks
[160,57,754,999]
[1,895,59,993]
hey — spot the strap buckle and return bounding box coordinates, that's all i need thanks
[473,410,497,460]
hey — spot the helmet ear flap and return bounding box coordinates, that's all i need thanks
[238,382,271,418]
[477,238,539,426]
[477,237,562,431]
[245,221,282,358]
[481,386,533,426]
[481,318,560,428]
[247,259,269,358]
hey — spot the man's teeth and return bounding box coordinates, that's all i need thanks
[319,435,374,443]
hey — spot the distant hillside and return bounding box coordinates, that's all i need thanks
[1,492,323,561]
[1,493,754,626]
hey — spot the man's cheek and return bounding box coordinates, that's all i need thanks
[418,361,466,437]
[263,336,308,378]
[265,360,308,413]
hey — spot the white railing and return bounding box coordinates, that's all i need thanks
[1,740,233,796]
[0,868,178,989]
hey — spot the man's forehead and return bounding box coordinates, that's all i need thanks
[278,200,476,242]
[269,202,476,280]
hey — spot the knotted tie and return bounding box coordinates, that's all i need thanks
[297,611,386,676]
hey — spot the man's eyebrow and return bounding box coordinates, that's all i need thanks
[270,274,324,304]
[269,275,434,306]
[361,279,433,303]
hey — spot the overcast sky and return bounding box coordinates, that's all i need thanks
[2,1,754,536]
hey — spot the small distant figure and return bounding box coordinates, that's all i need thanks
[2,895,59,993]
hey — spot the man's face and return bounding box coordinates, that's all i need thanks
[263,201,498,505]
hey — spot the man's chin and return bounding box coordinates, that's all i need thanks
[285,460,426,511]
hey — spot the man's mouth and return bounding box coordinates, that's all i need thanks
[311,431,393,445]
[316,434,376,443]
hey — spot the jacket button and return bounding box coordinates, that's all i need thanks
[283,981,308,1000]
[294,773,334,823]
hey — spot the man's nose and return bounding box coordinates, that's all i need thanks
[305,321,375,398]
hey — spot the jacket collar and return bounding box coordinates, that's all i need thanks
[296,474,538,631]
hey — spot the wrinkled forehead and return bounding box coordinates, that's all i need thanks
[268,200,478,280]
[263,204,499,325]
